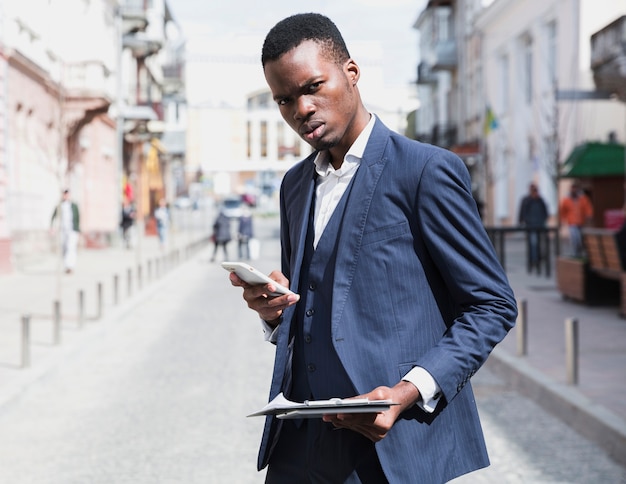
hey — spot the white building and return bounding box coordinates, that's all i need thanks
[476,0,626,225]
[413,0,626,226]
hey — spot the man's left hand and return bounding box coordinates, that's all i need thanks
[321,381,420,442]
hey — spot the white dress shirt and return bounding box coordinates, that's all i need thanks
[262,114,441,412]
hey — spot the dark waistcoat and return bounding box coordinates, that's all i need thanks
[288,180,357,402]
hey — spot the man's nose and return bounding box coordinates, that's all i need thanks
[294,96,314,120]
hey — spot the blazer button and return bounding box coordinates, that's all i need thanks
[307,363,316,372]
[306,309,315,317]
[304,334,312,343]
[309,282,317,291]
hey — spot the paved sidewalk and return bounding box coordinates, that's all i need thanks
[486,234,626,467]
[0,220,624,468]
[0,222,211,407]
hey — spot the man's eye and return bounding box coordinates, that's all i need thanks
[308,82,322,92]
[277,98,290,106]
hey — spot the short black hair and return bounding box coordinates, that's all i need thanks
[261,13,350,68]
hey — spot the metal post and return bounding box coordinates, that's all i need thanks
[113,274,119,305]
[53,300,61,345]
[138,265,143,290]
[78,289,85,328]
[21,315,31,368]
[97,282,103,320]
[127,267,132,297]
[565,317,579,385]
[147,259,152,281]
[516,299,528,356]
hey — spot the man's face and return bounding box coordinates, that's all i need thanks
[263,40,360,153]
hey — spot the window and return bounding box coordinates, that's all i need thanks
[546,21,557,87]
[260,121,267,158]
[521,35,533,104]
[499,54,509,113]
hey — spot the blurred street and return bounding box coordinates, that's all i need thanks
[0,213,625,482]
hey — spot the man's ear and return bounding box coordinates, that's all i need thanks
[345,59,360,86]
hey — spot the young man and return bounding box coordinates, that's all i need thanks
[559,181,593,257]
[51,189,80,274]
[229,13,517,483]
[518,183,549,272]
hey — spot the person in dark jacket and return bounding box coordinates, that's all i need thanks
[237,207,254,260]
[211,211,232,262]
[518,183,549,272]
[120,197,136,249]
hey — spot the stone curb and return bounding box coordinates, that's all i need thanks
[487,346,626,468]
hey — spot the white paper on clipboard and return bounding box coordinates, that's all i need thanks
[247,392,397,419]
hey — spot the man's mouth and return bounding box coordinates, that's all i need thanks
[300,121,325,142]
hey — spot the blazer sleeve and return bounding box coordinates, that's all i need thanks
[414,149,517,401]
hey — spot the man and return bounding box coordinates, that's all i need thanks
[518,183,549,273]
[237,206,255,260]
[229,13,517,483]
[51,189,80,274]
[559,181,593,257]
[120,196,136,249]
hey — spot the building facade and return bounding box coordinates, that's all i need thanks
[414,0,626,226]
[0,0,185,273]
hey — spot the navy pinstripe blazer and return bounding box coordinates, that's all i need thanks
[258,118,517,482]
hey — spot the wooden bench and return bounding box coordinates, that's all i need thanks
[582,228,626,316]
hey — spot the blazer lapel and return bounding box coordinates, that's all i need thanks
[267,157,316,400]
[331,120,390,328]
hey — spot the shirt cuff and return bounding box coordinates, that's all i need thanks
[402,366,442,413]
[261,318,280,343]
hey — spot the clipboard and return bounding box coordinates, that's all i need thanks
[247,392,397,419]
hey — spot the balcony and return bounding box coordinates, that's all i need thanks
[432,38,457,71]
[120,2,148,34]
[416,61,437,84]
[123,31,162,58]
[591,15,626,102]
[64,61,115,100]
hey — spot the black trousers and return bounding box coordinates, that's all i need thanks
[265,418,388,484]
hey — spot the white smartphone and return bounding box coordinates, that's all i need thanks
[221,261,295,297]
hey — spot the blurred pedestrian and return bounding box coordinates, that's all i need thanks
[120,196,136,249]
[210,211,231,262]
[237,206,254,260]
[154,198,170,250]
[50,189,80,274]
[559,181,593,257]
[518,183,548,272]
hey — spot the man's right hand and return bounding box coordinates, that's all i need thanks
[229,270,299,326]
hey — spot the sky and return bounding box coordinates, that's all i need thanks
[167,0,427,107]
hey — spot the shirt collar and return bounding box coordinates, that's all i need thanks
[314,114,376,178]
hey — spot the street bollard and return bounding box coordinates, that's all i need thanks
[138,265,143,290]
[516,298,528,356]
[21,314,31,368]
[53,300,61,345]
[127,268,132,297]
[97,282,103,320]
[147,260,152,281]
[78,289,85,328]
[113,274,119,305]
[565,317,579,385]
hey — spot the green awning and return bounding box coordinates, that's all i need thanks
[561,142,625,178]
